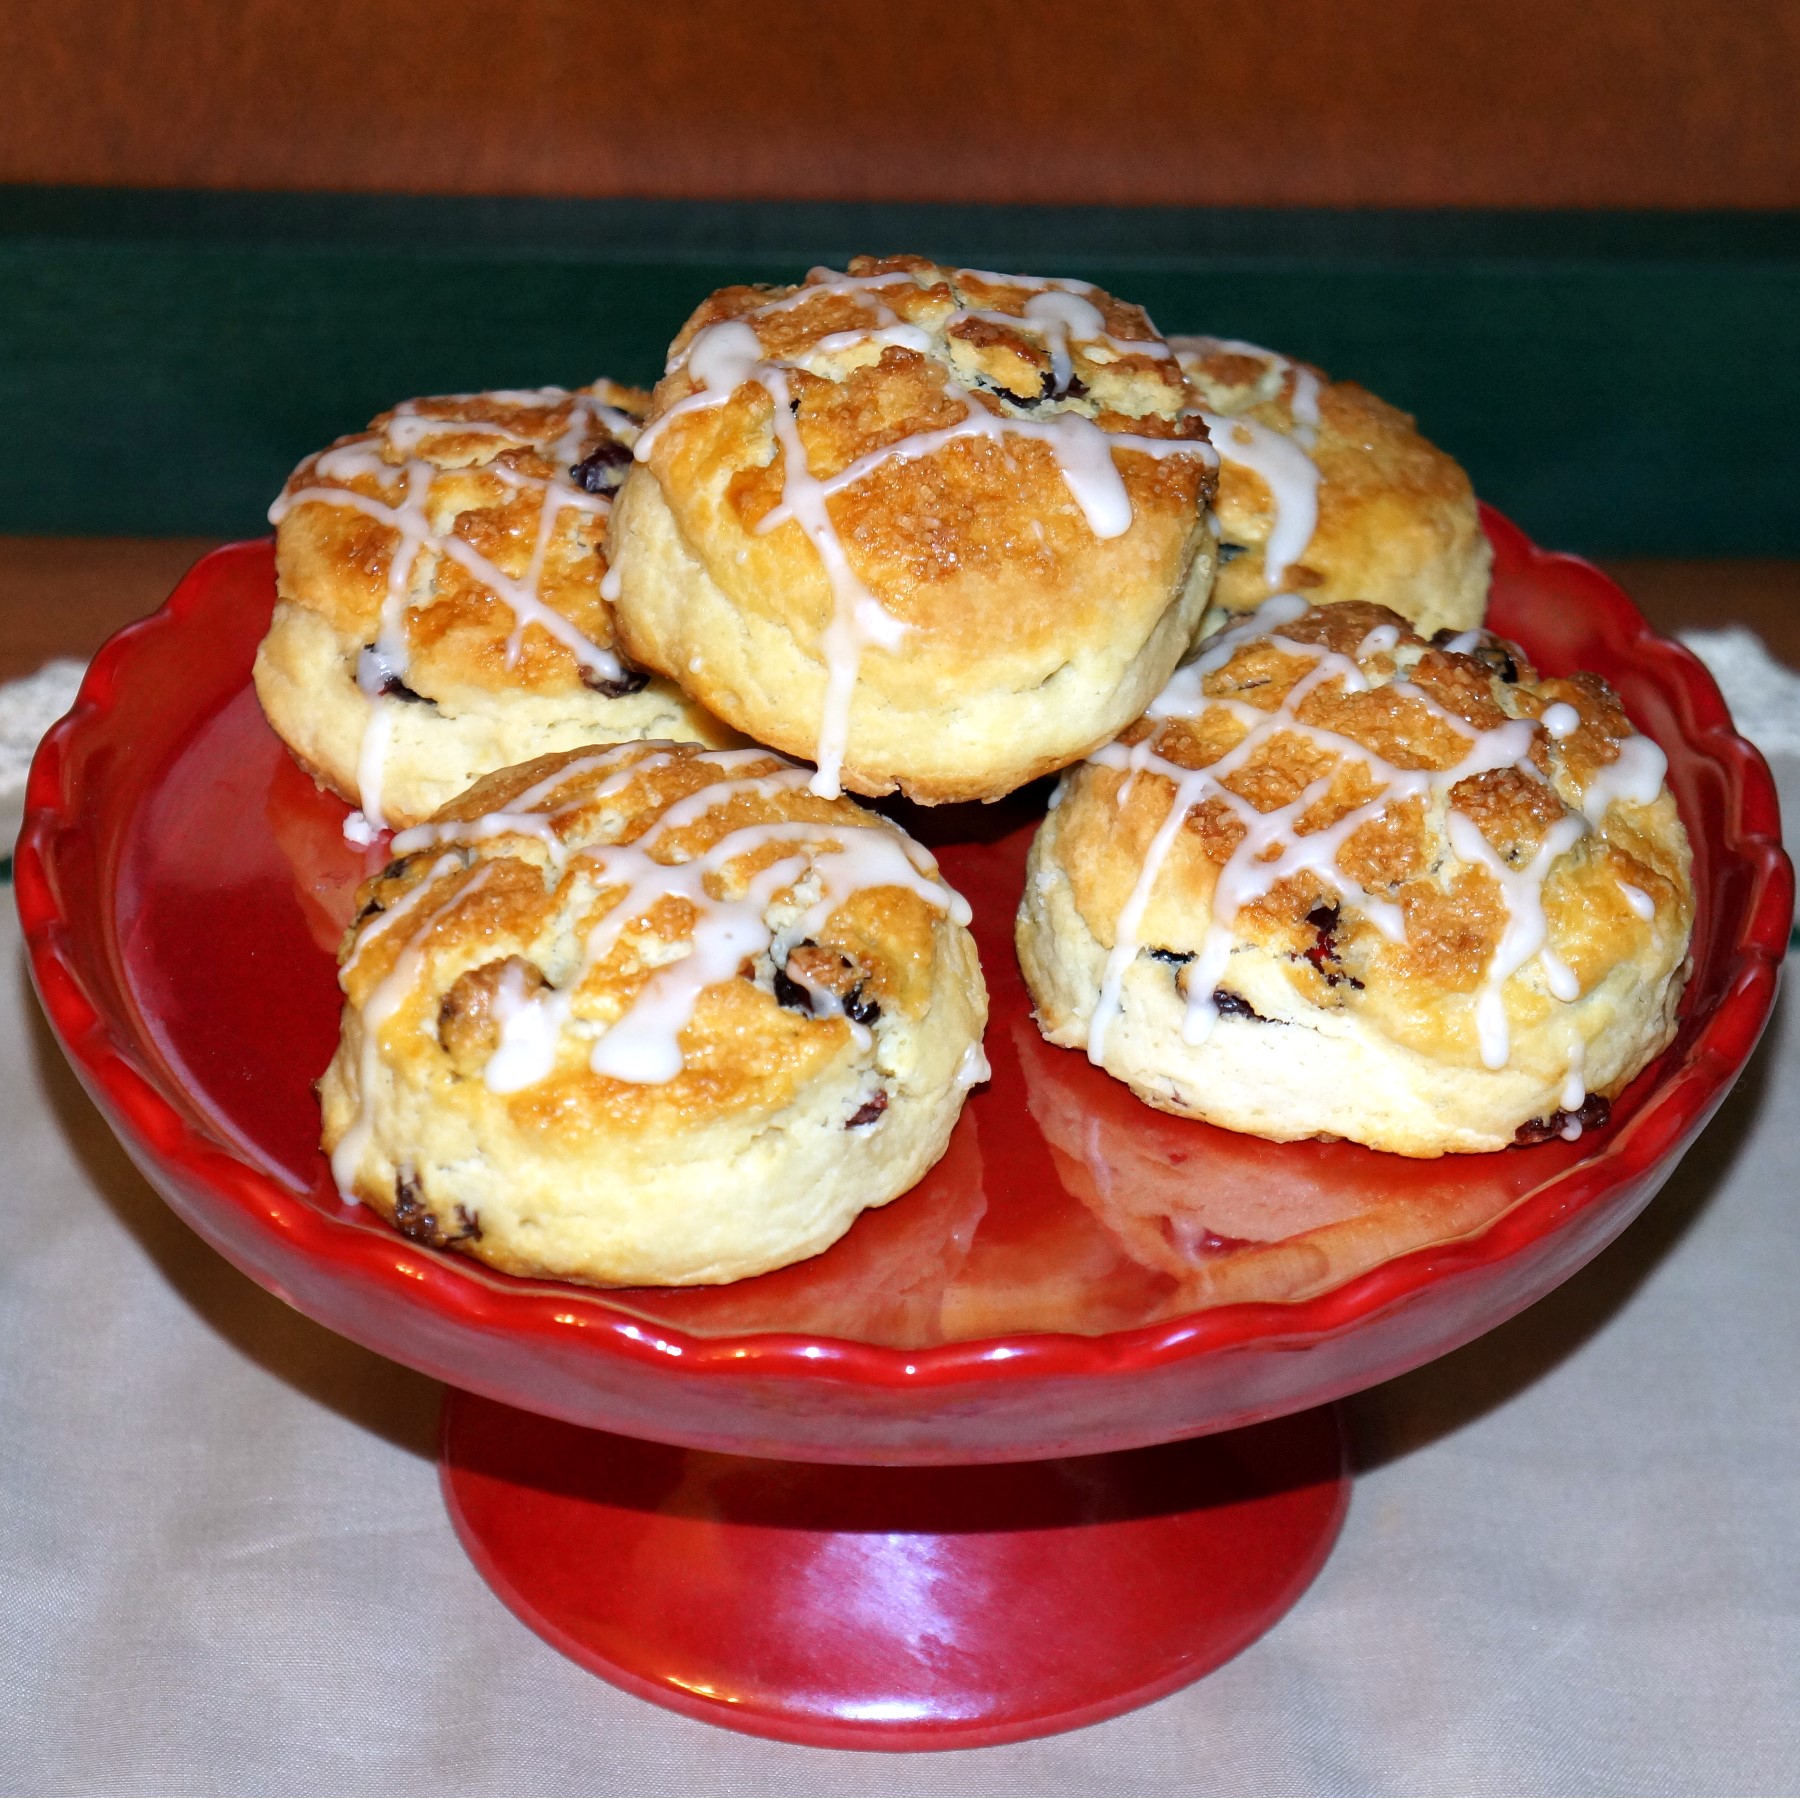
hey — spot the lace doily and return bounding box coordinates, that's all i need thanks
[1676,627,1800,759]
[0,658,86,860]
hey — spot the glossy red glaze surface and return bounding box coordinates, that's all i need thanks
[441,1391,1348,1749]
[18,511,1792,1464]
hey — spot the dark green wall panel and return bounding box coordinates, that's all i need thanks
[2,190,1795,553]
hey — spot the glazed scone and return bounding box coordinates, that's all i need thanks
[321,740,990,1286]
[1172,336,1490,638]
[255,382,735,832]
[606,257,1220,803]
[1017,597,1694,1156]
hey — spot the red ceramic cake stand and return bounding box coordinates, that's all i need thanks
[18,510,1790,1751]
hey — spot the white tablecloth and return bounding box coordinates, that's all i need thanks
[3,661,1797,1795]
[4,908,1797,1797]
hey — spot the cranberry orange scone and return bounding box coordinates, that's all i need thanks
[254,383,734,834]
[1017,599,1693,1156]
[1172,336,1490,638]
[321,741,989,1286]
[605,257,1221,803]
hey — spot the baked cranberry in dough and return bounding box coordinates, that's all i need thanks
[321,741,989,1286]
[1017,598,1692,1155]
[254,382,733,833]
[605,257,1220,804]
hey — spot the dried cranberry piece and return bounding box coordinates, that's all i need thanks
[569,438,632,492]
[1211,988,1269,1022]
[580,663,650,698]
[846,1091,889,1129]
[1302,901,1364,990]
[1514,1093,1612,1145]
[772,967,813,1014]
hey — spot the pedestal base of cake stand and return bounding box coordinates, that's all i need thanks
[440,1391,1350,1750]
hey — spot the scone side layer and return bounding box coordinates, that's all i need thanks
[610,461,1218,803]
[255,597,735,828]
[1020,812,1686,1157]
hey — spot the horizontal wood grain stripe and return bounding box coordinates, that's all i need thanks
[2,0,1798,209]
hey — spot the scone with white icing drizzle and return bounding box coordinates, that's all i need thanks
[605,257,1220,804]
[254,382,735,834]
[1017,597,1693,1156]
[321,740,989,1286]
[1172,336,1490,639]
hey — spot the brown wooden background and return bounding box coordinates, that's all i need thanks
[2,0,1797,208]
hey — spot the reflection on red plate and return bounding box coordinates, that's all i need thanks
[16,511,1792,1465]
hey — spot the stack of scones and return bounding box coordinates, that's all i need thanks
[254,255,1692,1288]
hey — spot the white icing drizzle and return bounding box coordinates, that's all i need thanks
[1022,294,1099,392]
[956,1041,993,1089]
[1173,338,1323,584]
[756,267,922,319]
[387,744,792,874]
[955,267,1098,296]
[1083,599,1641,1074]
[368,748,971,1091]
[341,457,434,833]
[1194,411,1320,586]
[1447,810,1588,1067]
[354,693,397,834]
[1581,734,1669,817]
[271,390,634,825]
[485,958,564,1093]
[1560,1031,1588,1115]
[1620,882,1657,921]
[1441,629,1484,656]
[332,855,490,1199]
[1288,366,1323,449]
[1357,623,1402,660]
[1541,701,1582,740]
[1540,947,1583,1003]
[766,403,1209,542]
[393,805,568,866]
[632,268,1214,799]
[547,820,965,1087]
[758,363,911,794]
[1176,335,1321,448]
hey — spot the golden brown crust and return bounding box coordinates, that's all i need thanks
[1173,337,1490,636]
[607,260,1220,802]
[275,381,650,701]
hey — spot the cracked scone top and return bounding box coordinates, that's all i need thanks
[1172,336,1491,639]
[254,382,734,833]
[1016,598,1693,1156]
[605,256,1221,803]
[321,740,989,1286]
